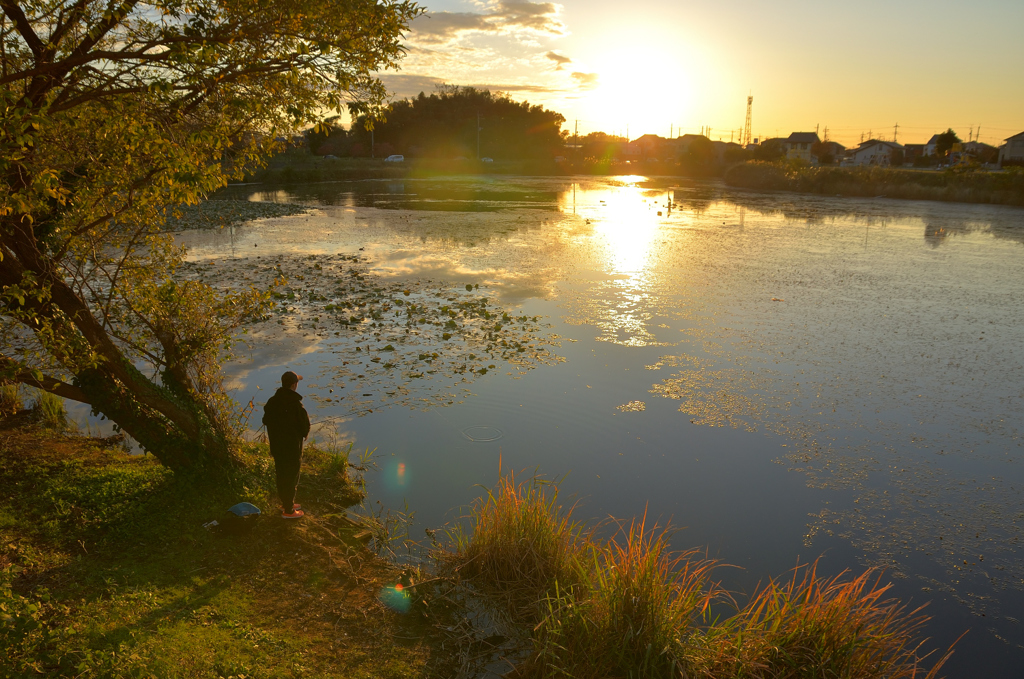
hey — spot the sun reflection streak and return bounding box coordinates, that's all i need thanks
[557,179,674,347]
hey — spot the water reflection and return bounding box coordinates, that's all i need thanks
[192,176,1024,674]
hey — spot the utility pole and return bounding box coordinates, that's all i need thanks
[670,124,673,139]
[823,126,829,142]
[976,126,981,143]
[742,95,753,147]
[371,128,374,158]
[816,123,819,137]
[893,122,899,143]
[476,112,481,160]
[574,120,579,154]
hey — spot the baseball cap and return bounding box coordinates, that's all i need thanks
[281,371,303,387]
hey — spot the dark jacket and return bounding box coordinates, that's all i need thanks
[262,387,311,457]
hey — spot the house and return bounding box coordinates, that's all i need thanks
[676,133,711,155]
[851,140,904,166]
[903,143,927,164]
[712,140,744,163]
[997,133,1024,166]
[632,134,671,160]
[924,134,942,157]
[959,141,998,164]
[783,132,820,162]
[816,141,846,164]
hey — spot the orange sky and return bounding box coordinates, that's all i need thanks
[377,0,1024,147]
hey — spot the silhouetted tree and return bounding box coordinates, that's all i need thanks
[753,138,786,162]
[306,116,348,155]
[935,129,961,158]
[348,86,566,160]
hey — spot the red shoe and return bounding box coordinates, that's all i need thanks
[282,503,302,511]
[281,509,305,519]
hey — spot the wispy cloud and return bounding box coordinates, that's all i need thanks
[571,71,599,89]
[545,51,571,69]
[379,74,447,98]
[407,1,566,45]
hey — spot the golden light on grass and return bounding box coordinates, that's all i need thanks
[440,470,958,678]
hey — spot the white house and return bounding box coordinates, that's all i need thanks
[998,132,1024,166]
[851,140,903,166]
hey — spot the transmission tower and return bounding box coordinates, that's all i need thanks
[742,95,753,147]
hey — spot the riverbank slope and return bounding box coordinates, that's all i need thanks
[0,413,441,677]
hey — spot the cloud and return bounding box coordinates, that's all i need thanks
[545,51,571,69]
[407,1,565,45]
[378,74,447,98]
[571,71,599,89]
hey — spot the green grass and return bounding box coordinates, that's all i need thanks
[440,470,957,679]
[0,421,435,678]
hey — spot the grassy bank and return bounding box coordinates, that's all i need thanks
[437,470,956,679]
[2,407,958,678]
[724,161,1024,207]
[0,411,443,678]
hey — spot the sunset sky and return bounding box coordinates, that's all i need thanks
[379,0,1024,148]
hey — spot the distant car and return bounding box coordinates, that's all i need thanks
[481,157,494,163]
[384,154,404,162]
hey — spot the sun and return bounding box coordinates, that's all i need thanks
[584,45,693,138]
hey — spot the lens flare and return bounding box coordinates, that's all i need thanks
[378,583,411,613]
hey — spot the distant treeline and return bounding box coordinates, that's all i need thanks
[309,86,565,161]
[724,162,1024,206]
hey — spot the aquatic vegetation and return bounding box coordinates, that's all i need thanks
[180,252,562,415]
[442,473,955,678]
[161,200,311,231]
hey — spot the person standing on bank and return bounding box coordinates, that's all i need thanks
[262,371,311,519]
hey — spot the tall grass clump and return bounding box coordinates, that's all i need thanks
[529,515,717,678]
[0,382,22,415]
[686,562,955,679]
[32,390,68,430]
[446,472,956,678]
[441,469,590,615]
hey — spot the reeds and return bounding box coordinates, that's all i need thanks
[724,161,1024,206]
[441,468,589,615]
[32,390,68,430]
[686,562,955,678]
[444,470,955,679]
[530,514,717,678]
[0,383,22,415]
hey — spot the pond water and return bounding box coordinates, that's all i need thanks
[183,176,1023,675]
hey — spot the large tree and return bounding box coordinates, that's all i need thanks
[1,0,419,470]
